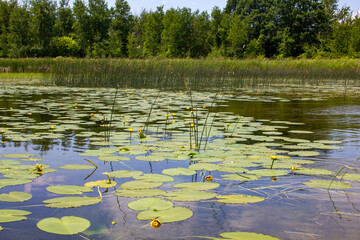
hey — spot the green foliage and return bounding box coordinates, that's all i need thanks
[0,0,360,58]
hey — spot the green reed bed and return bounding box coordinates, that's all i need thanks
[1,58,360,89]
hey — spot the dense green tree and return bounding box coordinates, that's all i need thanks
[228,15,247,58]
[55,0,74,37]
[29,0,56,56]
[161,8,194,58]
[108,0,132,57]
[190,11,211,58]
[7,1,31,57]
[0,0,17,57]
[329,6,352,55]
[143,6,164,57]
[127,10,147,58]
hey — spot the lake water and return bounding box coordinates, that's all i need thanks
[0,85,359,240]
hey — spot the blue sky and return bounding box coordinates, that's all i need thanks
[112,0,360,15]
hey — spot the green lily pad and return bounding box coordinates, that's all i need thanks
[115,189,166,198]
[220,231,280,240]
[58,164,95,170]
[0,178,33,188]
[173,182,220,190]
[0,153,37,159]
[165,190,217,201]
[47,185,93,195]
[216,195,265,204]
[292,168,334,175]
[135,155,165,162]
[0,191,32,202]
[84,180,117,188]
[120,180,162,190]
[303,180,352,189]
[288,151,320,157]
[108,170,143,178]
[128,197,173,211]
[37,216,90,235]
[188,163,220,171]
[0,209,31,223]
[43,196,102,208]
[137,207,193,223]
[248,169,289,177]
[221,174,259,181]
[162,167,196,176]
[342,173,360,181]
[98,156,130,161]
[133,174,174,182]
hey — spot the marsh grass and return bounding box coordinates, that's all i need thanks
[1,58,360,90]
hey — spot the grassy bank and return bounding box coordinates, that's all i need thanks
[1,58,360,89]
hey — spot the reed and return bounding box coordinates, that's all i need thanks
[1,58,360,90]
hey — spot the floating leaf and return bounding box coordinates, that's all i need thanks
[292,168,334,175]
[221,174,259,181]
[0,178,33,188]
[0,191,32,202]
[220,231,280,240]
[134,174,174,182]
[303,180,352,189]
[173,182,220,190]
[165,190,217,201]
[248,169,289,177]
[342,173,360,181]
[37,216,90,235]
[188,163,220,171]
[108,170,143,178]
[98,156,130,161]
[0,209,31,223]
[47,185,93,195]
[120,180,162,190]
[115,189,166,198]
[135,155,165,162]
[137,207,193,223]
[216,195,265,204]
[0,154,36,159]
[84,180,117,188]
[128,198,173,211]
[162,167,196,176]
[288,151,319,157]
[43,197,102,208]
[59,164,95,170]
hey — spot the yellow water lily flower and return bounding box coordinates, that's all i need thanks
[129,128,134,132]
[205,175,213,181]
[150,219,161,229]
[271,155,278,160]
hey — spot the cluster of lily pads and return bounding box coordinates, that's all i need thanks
[0,85,357,239]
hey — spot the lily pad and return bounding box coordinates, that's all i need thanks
[0,191,32,202]
[173,182,220,190]
[0,153,37,159]
[37,216,90,235]
[0,209,31,223]
[303,180,352,189]
[288,151,320,157]
[128,197,173,211]
[47,185,93,195]
[43,196,102,208]
[162,167,196,176]
[248,169,289,177]
[188,163,221,171]
[84,180,117,188]
[221,174,259,181]
[108,170,143,178]
[216,195,265,204]
[115,189,166,198]
[120,180,162,190]
[133,174,174,182]
[292,168,334,175]
[165,190,217,201]
[220,231,280,240]
[342,173,360,181]
[59,164,95,170]
[137,207,193,223]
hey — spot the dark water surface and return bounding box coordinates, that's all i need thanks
[0,85,359,240]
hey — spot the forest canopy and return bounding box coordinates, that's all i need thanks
[0,0,359,59]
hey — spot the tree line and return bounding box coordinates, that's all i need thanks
[0,0,359,59]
